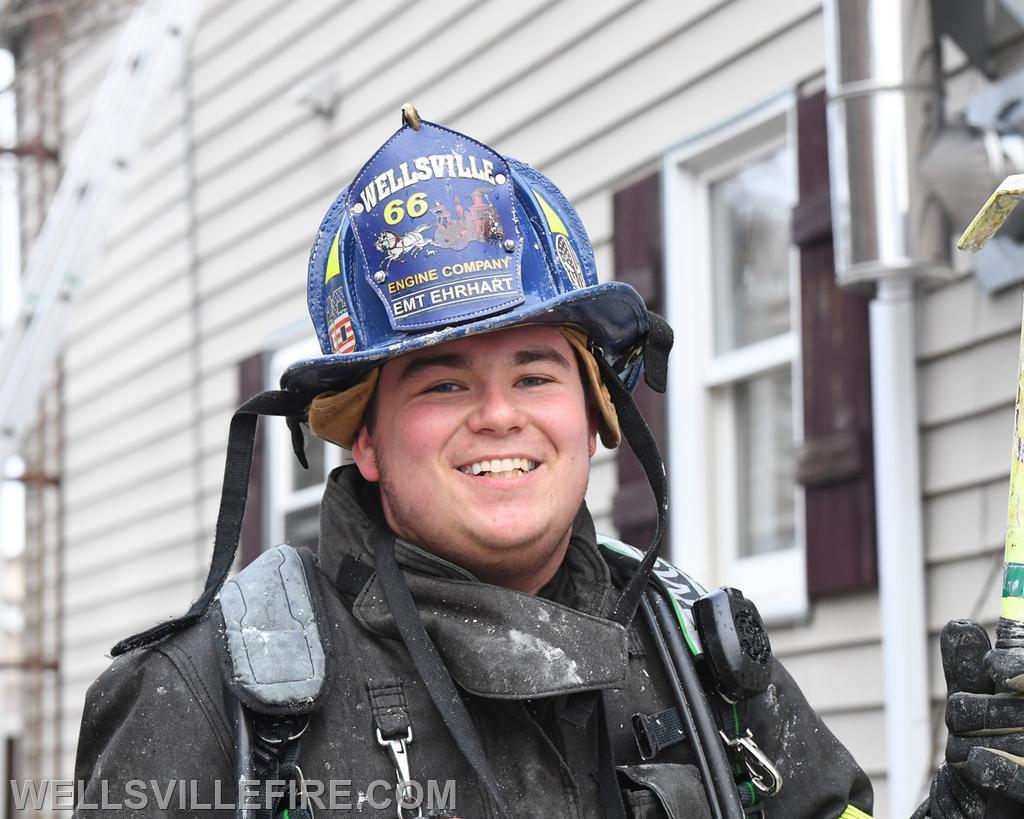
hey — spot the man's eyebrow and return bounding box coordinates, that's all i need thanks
[513,347,571,368]
[398,353,471,381]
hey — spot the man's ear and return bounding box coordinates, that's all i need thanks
[588,409,599,457]
[350,424,381,482]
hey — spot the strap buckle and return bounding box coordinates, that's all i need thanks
[376,727,423,818]
[719,728,783,795]
[631,708,687,760]
[255,714,309,745]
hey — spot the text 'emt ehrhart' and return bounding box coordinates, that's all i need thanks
[392,275,516,317]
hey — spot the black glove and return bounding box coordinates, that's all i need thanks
[913,619,1024,818]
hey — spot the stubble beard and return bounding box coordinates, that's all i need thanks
[375,456,590,586]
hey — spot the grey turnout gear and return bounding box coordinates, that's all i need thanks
[74,468,873,818]
[911,619,1024,818]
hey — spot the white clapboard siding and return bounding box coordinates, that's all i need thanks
[924,476,1007,563]
[919,323,1020,424]
[923,405,1014,495]
[918,272,1024,361]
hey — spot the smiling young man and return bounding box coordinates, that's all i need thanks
[72,112,1024,819]
[351,325,595,594]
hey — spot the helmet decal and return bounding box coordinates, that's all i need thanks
[324,228,357,353]
[532,187,585,290]
[532,188,569,235]
[324,228,342,284]
[555,234,585,290]
[345,121,525,330]
[326,290,356,354]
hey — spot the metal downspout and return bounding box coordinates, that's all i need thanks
[869,278,931,816]
[822,1,949,815]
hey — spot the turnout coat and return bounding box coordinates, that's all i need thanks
[73,468,874,818]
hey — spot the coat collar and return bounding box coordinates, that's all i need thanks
[316,467,629,698]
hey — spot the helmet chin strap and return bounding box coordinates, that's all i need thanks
[592,311,673,628]
[111,390,308,656]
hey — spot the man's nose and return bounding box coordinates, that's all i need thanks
[467,383,526,434]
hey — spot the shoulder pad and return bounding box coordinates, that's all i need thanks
[597,534,707,657]
[219,544,328,714]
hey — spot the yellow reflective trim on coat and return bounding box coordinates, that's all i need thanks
[532,189,568,236]
[324,228,342,284]
[838,805,872,819]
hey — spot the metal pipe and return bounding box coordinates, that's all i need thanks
[869,278,931,814]
[0,658,57,671]
[49,8,64,781]
[0,141,58,160]
[28,398,43,783]
[822,1,946,814]
[182,26,205,590]
[53,353,64,783]
[823,0,948,286]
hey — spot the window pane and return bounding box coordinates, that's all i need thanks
[710,146,795,354]
[733,367,796,557]
[284,505,320,551]
[292,438,326,490]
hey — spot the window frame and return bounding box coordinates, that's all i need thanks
[662,91,808,624]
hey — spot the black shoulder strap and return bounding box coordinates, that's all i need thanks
[373,529,510,818]
[112,390,309,656]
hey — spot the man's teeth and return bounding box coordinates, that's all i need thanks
[460,458,538,476]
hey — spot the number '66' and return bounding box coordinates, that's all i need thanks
[383,192,429,226]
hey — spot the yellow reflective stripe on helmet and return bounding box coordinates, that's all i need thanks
[324,228,342,284]
[532,188,569,236]
[838,805,872,819]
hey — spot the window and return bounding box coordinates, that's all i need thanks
[265,337,350,551]
[664,93,807,623]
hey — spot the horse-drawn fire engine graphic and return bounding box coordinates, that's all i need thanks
[374,222,432,265]
[373,188,504,269]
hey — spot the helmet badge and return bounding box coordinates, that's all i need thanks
[345,121,525,331]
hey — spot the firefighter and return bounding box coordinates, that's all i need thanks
[70,110,1019,818]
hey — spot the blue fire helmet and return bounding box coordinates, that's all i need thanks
[112,109,671,662]
[280,113,651,396]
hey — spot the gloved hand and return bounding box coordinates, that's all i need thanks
[912,619,1024,818]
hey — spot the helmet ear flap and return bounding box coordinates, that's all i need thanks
[559,328,620,449]
[308,369,379,449]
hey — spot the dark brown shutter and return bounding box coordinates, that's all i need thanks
[611,172,669,553]
[237,352,267,568]
[792,89,878,597]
